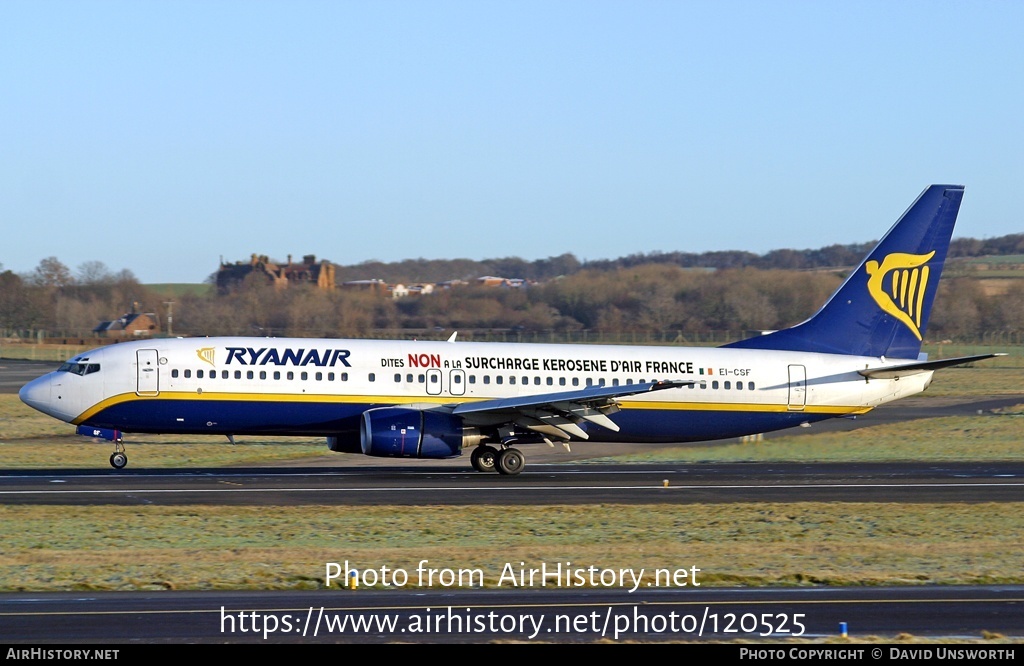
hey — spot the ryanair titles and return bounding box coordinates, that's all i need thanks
[224,347,352,367]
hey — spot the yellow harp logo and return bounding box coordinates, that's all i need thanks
[865,251,935,341]
[196,347,216,366]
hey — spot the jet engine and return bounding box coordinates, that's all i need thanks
[358,407,482,458]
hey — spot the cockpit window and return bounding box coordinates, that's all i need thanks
[58,362,101,376]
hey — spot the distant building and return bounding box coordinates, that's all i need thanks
[477,276,529,288]
[94,305,159,338]
[341,279,390,294]
[216,254,336,293]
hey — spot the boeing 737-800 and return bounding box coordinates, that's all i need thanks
[19,185,1000,474]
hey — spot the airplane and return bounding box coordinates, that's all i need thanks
[18,184,1002,475]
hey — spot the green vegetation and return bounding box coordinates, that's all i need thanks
[1,503,1022,592]
[145,283,213,298]
[595,410,1024,465]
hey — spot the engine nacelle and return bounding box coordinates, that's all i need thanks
[360,407,481,458]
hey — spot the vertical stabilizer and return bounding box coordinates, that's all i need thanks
[725,185,964,359]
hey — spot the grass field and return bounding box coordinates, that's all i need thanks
[1,503,1021,592]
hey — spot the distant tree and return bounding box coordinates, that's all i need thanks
[77,261,114,285]
[27,257,74,288]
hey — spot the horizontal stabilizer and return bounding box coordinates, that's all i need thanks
[858,353,1006,379]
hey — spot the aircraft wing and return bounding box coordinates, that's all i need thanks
[858,353,1006,379]
[448,380,689,440]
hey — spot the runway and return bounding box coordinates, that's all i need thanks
[1,461,1023,505]
[3,585,1023,643]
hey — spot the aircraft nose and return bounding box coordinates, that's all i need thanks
[19,375,54,416]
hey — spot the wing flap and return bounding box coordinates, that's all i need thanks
[449,379,688,440]
[451,380,688,416]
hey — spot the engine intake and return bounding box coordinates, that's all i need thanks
[360,407,481,458]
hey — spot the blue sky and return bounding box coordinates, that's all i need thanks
[3,1,1022,284]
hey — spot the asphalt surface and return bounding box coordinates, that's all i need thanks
[3,585,1023,644]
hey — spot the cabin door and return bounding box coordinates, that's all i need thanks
[426,369,443,396]
[136,349,160,396]
[449,369,466,396]
[787,364,806,410]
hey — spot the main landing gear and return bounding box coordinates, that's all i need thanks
[470,444,525,476]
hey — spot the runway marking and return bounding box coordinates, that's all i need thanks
[0,468,690,481]
[0,482,1023,496]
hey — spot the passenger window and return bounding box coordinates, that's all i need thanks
[454,375,462,384]
[341,373,348,381]
[509,377,516,385]
[546,377,553,386]
[559,378,566,386]
[246,370,254,380]
[235,370,242,379]
[274,371,281,380]
[300,372,308,381]
[184,370,192,378]
[260,371,267,380]
[496,376,503,385]
[197,370,204,379]
[572,378,579,387]
[724,381,731,390]
[712,381,719,389]
[287,371,294,380]
[394,373,402,383]
[315,372,322,381]
[368,373,375,382]
[748,382,755,390]
[171,369,179,378]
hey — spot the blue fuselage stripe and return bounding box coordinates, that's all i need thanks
[83,398,826,442]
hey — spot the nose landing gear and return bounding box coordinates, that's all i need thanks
[109,441,128,469]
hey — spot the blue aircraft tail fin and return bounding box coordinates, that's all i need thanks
[724,184,964,359]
